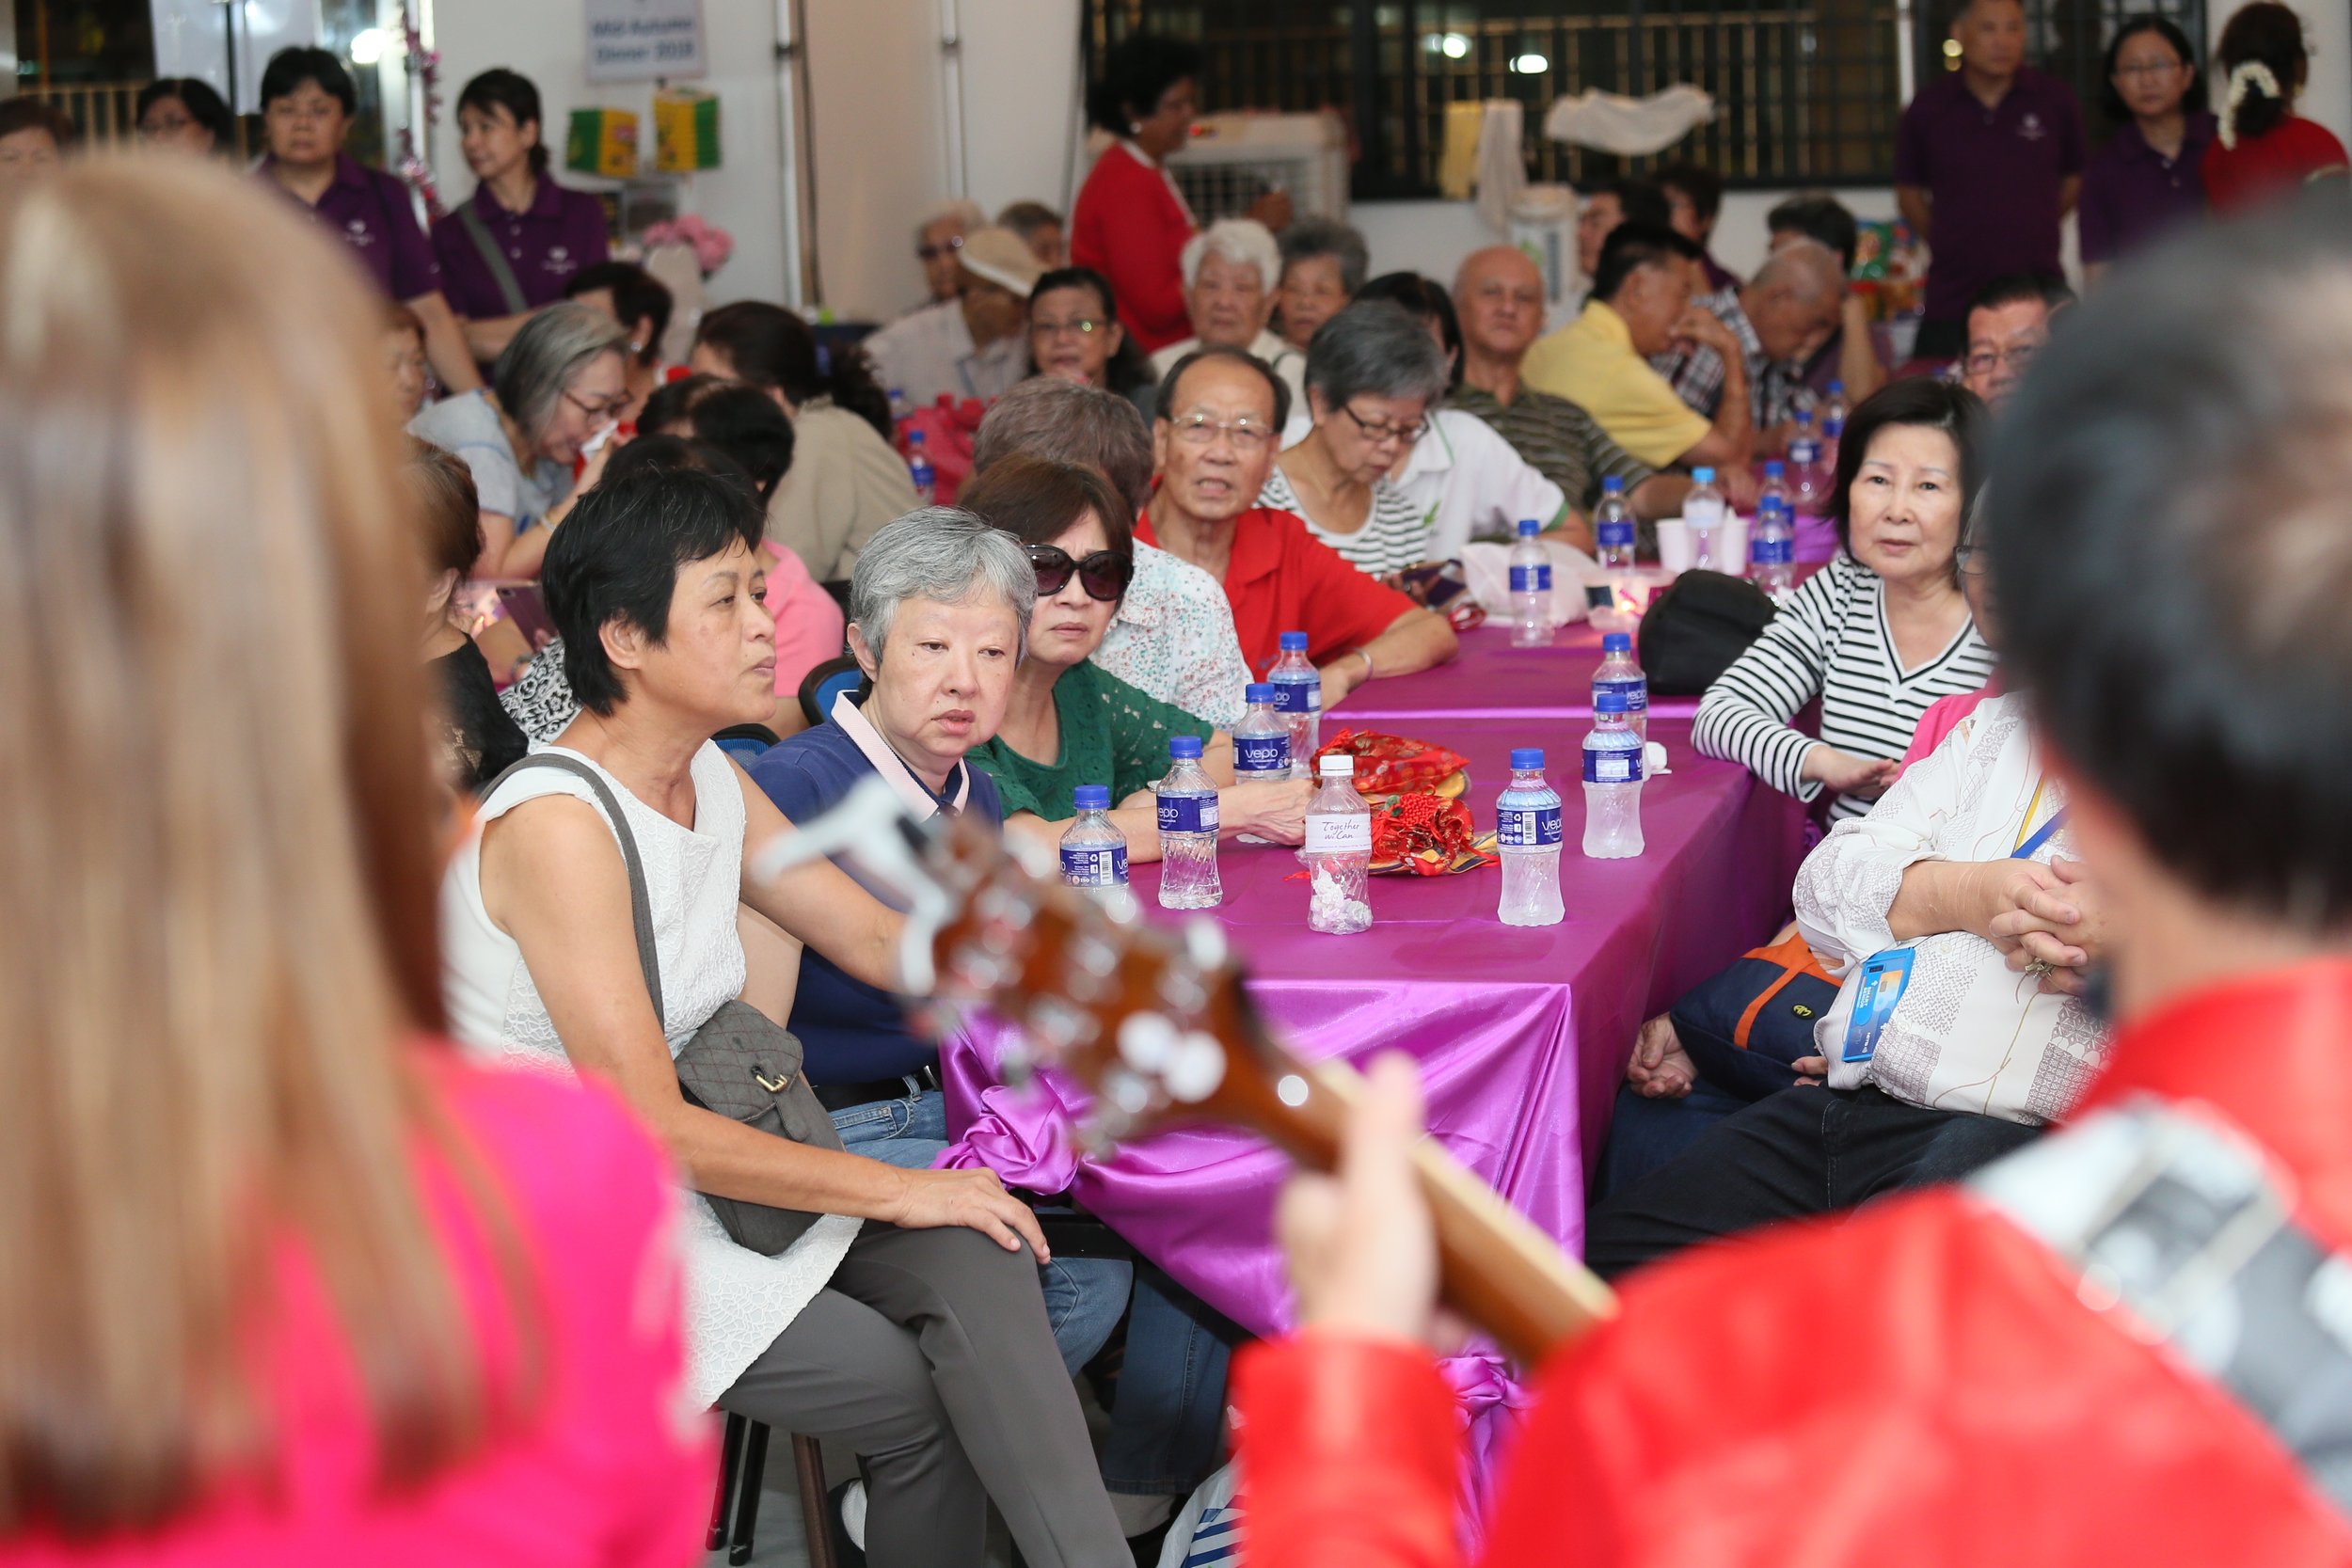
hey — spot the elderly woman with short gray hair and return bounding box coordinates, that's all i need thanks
[408,299,630,578]
[457,470,1127,1568]
[1260,299,1454,577]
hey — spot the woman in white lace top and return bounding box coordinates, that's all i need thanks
[441,460,1124,1568]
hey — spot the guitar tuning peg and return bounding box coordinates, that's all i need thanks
[1182,917,1230,972]
[1075,1116,1123,1163]
[998,1047,1035,1088]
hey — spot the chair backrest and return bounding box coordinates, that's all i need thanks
[712,722,780,767]
[797,656,864,730]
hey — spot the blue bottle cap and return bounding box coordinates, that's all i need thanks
[1602,632,1631,652]
[1168,735,1204,759]
[1073,784,1110,810]
[1827,379,1844,394]
[1764,460,1786,478]
[1245,682,1275,704]
[1279,630,1309,651]
[1517,517,1541,536]
[1692,467,1715,483]
[907,429,926,446]
[1510,747,1545,770]
[1596,691,1629,714]
[1601,475,1625,493]
[1795,407,1814,426]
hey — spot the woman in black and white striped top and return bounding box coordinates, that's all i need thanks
[1695,379,1994,821]
[1260,300,1448,578]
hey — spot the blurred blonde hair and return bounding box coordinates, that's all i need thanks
[0,156,518,1532]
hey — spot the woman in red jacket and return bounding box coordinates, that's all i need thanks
[2202,2,2349,212]
[1071,37,1293,355]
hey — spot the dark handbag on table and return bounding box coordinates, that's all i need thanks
[491,753,846,1256]
[1637,569,1779,694]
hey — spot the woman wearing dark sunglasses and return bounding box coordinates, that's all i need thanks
[963,455,1313,857]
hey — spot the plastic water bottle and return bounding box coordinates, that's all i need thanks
[1684,467,1726,572]
[1820,379,1848,471]
[1786,411,1827,515]
[1232,683,1292,845]
[1581,692,1645,859]
[1594,475,1636,571]
[906,429,936,506]
[1592,631,1649,746]
[887,385,910,425]
[1496,748,1565,927]
[1757,459,1790,519]
[1267,631,1323,779]
[1303,754,1373,935]
[1155,736,1222,909]
[1753,499,1796,601]
[1059,784,1136,922]
[1509,517,1553,647]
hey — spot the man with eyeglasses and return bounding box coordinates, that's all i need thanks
[864,227,1042,408]
[909,198,986,310]
[255,47,481,396]
[1134,347,1457,704]
[1957,272,2074,407]
[1146,219,1310,416]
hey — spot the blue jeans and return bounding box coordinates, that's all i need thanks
[832,1086,1133,1377]
[1101,1264,1243,1497]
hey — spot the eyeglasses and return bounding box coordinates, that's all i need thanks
[1027,544,1133,601]
[1963,341,2041,377]
[2114,59,2185,77]
[1953,544,1990,576]
[564,388,629,420]
[916,235,966,262]
[1339,403,1429,447]
[1031,316,1107,339]
[1168,413,1277,451]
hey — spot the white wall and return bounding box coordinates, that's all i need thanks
[430,0,790,307]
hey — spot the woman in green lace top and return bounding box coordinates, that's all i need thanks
[961,455,1311,860]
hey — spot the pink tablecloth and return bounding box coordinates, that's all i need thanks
[938,715,1805,1338]
[1337,621,1703,724]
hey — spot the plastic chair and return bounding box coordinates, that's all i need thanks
[708,1413,837,1568]
[712,722,780,768]
[797,657,864,730]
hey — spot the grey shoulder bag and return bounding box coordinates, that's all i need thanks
[489,753,846,1255]
[456,199,532,316]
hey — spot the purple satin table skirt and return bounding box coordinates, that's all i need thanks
[937,717,1807,1495]
[1337,621,1703,725]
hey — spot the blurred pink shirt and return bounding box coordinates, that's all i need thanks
[766,540,846,697]
[1899,674,2002,772]
[4,1052,708,1568]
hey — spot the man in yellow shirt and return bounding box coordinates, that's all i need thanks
[1523,223,1756,477]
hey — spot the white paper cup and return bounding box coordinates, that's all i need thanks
[1655,517,1694,575]
[1715,514,1749,577]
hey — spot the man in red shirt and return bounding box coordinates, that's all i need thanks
[1232,206,2352,1565]
[1133,346,1456,704]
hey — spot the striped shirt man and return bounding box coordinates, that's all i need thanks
[1446,384,1656,514]
[1693,554,1995,821]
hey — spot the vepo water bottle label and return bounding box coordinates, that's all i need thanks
[1751,536,1792,566]
[1788,438,1820,465]
[1509,563,1553,593]
[1304,814,1372,853]
[1271,677,1322,715]
[1157,793,1220,834]
[1235,734,1291,774]
[1499,805,1564,848]
[1595,675,1647,714]
[1597,518,1636,550]
[1060,845,1129,888]
[1583,745,1645,784]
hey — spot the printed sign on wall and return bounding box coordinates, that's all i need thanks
[585,0,707,83]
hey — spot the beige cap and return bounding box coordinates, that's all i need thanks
[958,225,1047,297]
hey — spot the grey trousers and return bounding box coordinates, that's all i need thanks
[718,1222,1127,1568]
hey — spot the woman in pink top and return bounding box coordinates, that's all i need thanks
[0,162,705,1566]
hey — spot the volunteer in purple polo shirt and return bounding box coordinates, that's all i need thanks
[1895,0,2085,361]
[2079,17,2214,283]
[434,69,611,367]
[257,47,481,394]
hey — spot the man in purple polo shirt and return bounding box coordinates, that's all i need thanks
[1895,0,2085,362]
[433,69,612,367]
[257,47,481,394]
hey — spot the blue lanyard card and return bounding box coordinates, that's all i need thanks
[1841,948,1916,1063]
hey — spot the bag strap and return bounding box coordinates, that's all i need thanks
[456,198,532,317]
[482,752,663,1022]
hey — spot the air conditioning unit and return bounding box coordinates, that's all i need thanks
[1163,110,1349,224]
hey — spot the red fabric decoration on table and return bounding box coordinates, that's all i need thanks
[897,394,986,505]
[1313,729,1470,798]
[1371,792,1497,877]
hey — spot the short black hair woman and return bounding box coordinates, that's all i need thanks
[135,76,236,156]
[1693,376,1996,820]
[2079,16,2213,278]
[962,453,1311,856]
[448,456,1130,1567]
[432,68,613,365]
